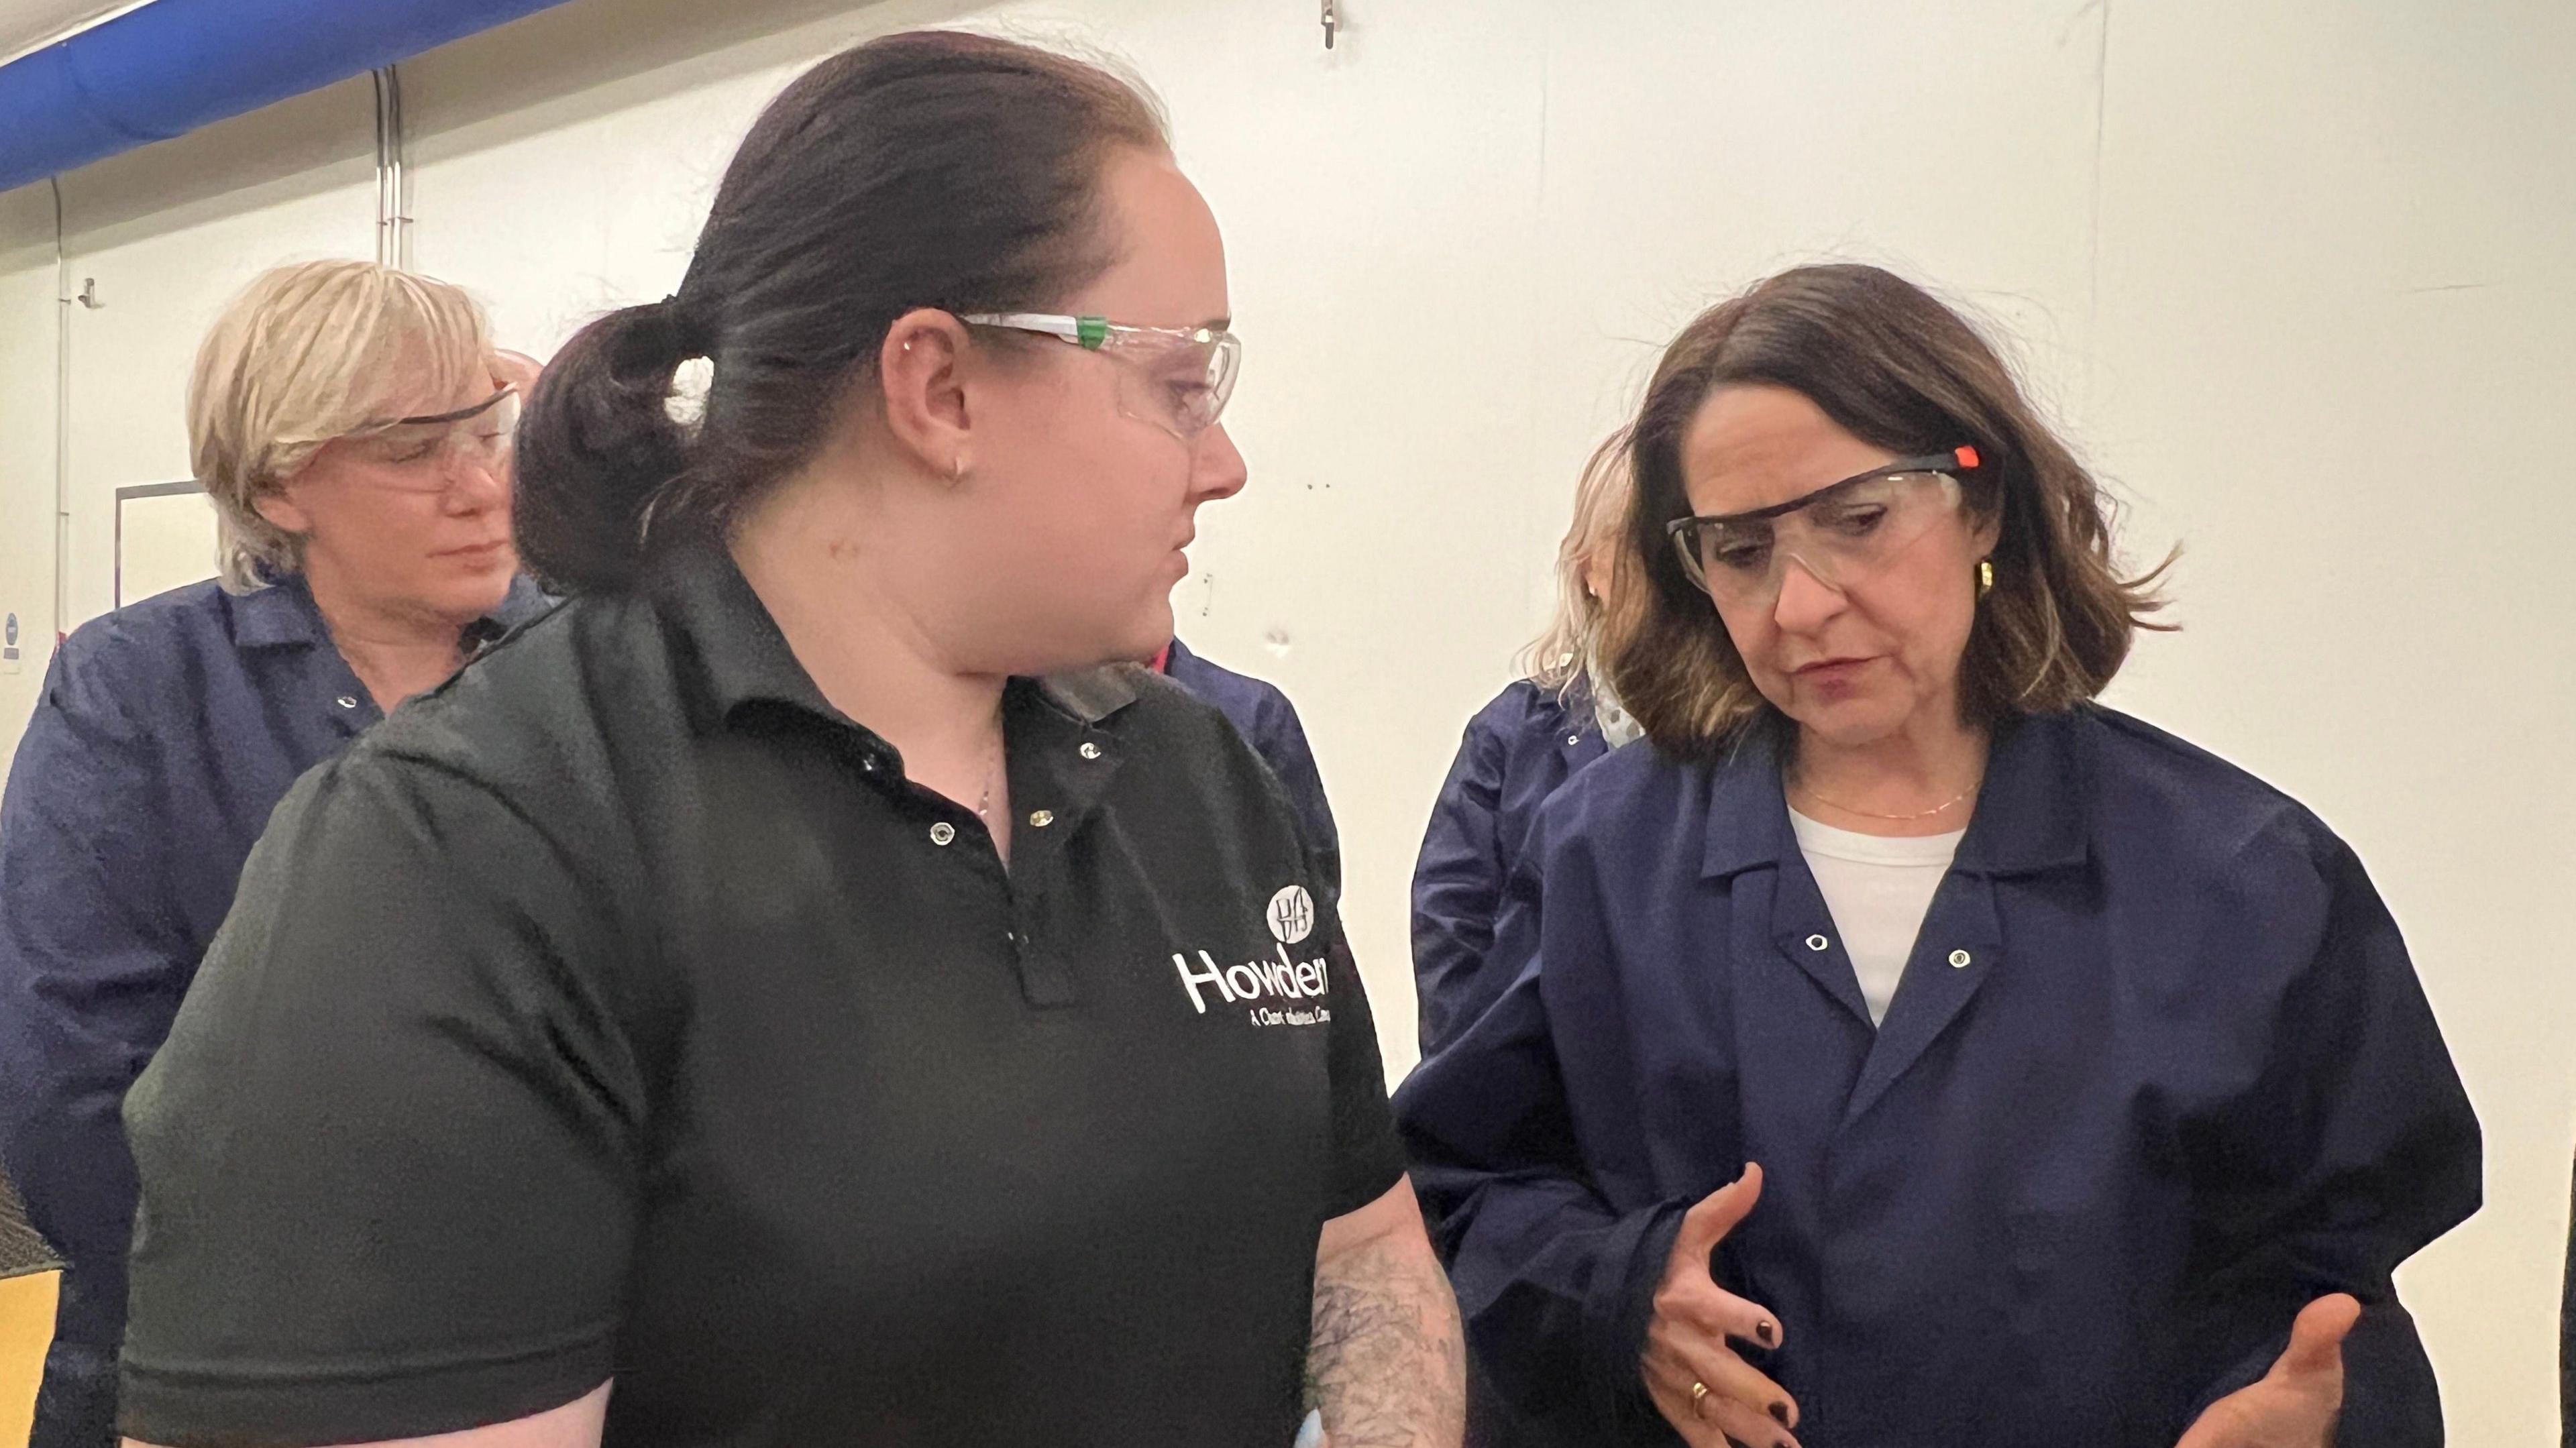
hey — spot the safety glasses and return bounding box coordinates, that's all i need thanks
[961,313,1242,440]
[343,388,520,484]
[1666,446,1981,607]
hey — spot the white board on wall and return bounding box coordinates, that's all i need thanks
[114,482,216,608]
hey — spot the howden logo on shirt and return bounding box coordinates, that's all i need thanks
[1266,885,1315,946]
[1171,885,1332,1029]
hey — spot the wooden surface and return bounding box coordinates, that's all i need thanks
[0,1269,57,1448]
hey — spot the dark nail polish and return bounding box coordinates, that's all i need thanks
[1756,1319,1778,1346]
[1770,1402,1792,1427]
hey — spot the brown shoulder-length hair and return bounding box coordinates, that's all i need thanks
[1605,263,2171,757]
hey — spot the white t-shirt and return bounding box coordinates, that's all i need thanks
[1788,808,1965,1027]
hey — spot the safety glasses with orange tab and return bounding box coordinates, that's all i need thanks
[1666,446,1983,608]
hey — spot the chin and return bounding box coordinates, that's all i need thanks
[1780,693,1911,749]
[430,571,514,623]
[1121,597,1177,663]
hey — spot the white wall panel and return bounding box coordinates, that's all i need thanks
[0,184,60,762]
[2086,3,2576,1436]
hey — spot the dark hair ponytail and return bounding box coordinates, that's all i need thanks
[514,32,1170,593]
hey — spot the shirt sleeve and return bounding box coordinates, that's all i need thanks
[1391,814,1684,1435]
[1320,886,1407,1221]
[0,630,192,1431]
[118,748,651,1448]
[2169,821,2480,1447]
[1409,707,1514,1058]
[1250,691,1342,902]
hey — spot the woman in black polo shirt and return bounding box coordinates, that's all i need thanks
[116,32,1463,1448]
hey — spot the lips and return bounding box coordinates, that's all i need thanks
[437,540,511,562]
[1794,656,1872,676]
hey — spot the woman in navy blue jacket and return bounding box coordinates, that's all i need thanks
[0,262,548,1448]
[1413,431,1639,1056]
[1393,264,2479,1448]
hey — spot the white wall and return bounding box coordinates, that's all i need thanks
[0,184,61,764]
[1,0,2569,1438]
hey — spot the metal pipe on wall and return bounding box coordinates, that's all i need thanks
[48,176,70,647]
[372,64,410,271]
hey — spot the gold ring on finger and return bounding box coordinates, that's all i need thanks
[1690,1380,1711,1418]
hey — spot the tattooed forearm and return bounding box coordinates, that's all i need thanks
[1306,1231,1467,1448]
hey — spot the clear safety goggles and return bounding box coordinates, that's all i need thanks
[1666,446,1981,607]
[962,313,1242,439]
[342,388,520,487]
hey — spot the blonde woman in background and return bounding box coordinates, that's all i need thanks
[0,260,547,1448]
[1412,429,1640,1060]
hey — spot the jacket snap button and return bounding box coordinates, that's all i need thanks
[1949,949,1973,968]
[929,822,956,846]
[1806,934,1829,952]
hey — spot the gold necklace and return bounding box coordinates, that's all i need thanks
[975,735,1002,822]
[1794,782,1974,822]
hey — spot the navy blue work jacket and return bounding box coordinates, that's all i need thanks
[1163,637,1341,897]
[1413,677,1610,1057]
[0,573,548,1448]
[1393,704,2479,1448]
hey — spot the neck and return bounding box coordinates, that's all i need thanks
[730,469,1010,836]
[1789,705,1989,838]
[303,563,468,712]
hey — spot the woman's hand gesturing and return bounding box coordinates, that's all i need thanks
[1642,1165,1800,1448]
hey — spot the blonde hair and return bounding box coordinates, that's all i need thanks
[189,261,494,591]
[1521,426,1638,693]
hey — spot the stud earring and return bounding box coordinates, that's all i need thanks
[1977,559,1996,598]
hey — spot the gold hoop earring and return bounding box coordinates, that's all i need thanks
[1977,559,1995,598]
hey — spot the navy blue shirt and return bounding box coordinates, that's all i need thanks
[1395,706,2479,1448]
[1164,638,1340,897]
[1413,677,1611,1058]
[0,573,548,1448]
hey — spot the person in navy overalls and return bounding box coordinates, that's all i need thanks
[1414,428,1642,1058]
[1395,264,2479,1448]
[0,262,550,1448]
[1157,639,1340,897]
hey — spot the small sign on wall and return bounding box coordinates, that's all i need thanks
[2,612,19,675]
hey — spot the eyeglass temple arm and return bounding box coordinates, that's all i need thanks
[959,313,1112,350]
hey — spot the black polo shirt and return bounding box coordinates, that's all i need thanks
[118,551,1406,1448]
